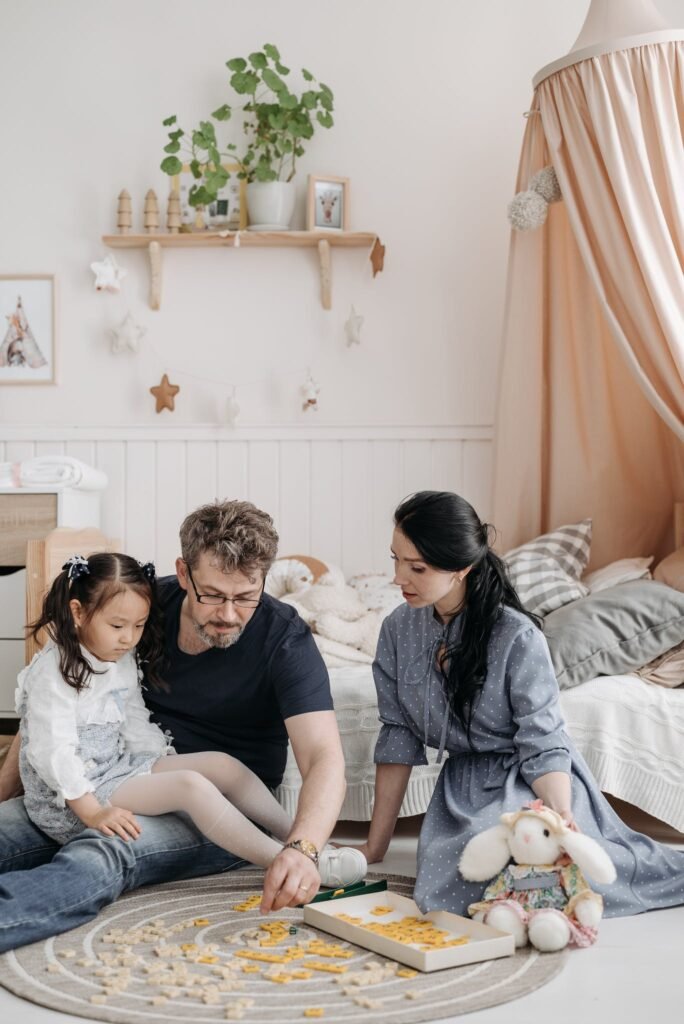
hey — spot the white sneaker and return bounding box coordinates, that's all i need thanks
[318,846,368,888]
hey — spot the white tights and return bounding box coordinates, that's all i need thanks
[110,752,293,868]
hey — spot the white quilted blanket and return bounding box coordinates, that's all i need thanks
[560,673,684,832]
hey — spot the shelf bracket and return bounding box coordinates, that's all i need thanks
[148,241,162,310]
[318,239,332,310]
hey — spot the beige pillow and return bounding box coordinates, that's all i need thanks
[654,547,684,592]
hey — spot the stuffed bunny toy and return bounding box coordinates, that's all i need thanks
[458,801,616,952]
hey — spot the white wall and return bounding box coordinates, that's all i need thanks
[6,0,680,568]
[1,0,598,432]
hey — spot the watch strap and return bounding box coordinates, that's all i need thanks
[283,839,320,866]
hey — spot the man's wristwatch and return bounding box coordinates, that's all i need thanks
[283,839,320,867]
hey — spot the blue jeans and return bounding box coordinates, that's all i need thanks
[0,798,245,952]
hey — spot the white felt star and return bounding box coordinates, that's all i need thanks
[344,305,364,346]
[226,388,241,426]
[91,254,127,293]
[109,312,146,354]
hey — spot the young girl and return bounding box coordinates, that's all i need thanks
[17,553,365,887]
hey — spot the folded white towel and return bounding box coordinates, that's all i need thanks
[0,456,108,492]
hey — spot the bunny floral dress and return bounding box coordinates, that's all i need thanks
[373,603,684,917]
[16,641,172,843]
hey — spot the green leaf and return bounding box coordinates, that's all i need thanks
[226,57,247,72]
[208,146,221,165]
[301,68,314,81]
[316,111,334,129]
[160,155,183,175]
[212,103,232,121]
[231,70,259,94]
[319,92,334,112]
[263,43,281,62]
[192,130,209,149]
[190,184,214,206]
[262,68,286,92]
[199,120,216,143]
[295,145,305,157]
[162,114,177,126]
[280,91,298,110]
[168,129,184,141]
[302,91,317,110]
[275,63,290,75]
[226,143,237,151]
[249,51,267,69]
[190,159,202,178]
[319,82,333,98]
[163,140,181,153]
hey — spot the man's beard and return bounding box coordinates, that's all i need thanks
[192,620,245,649]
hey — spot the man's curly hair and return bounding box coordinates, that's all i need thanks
[179,500,279,577]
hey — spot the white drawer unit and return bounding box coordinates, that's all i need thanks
[0,569,27,719]
[0,486,102,718]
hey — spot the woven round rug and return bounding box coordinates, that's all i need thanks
[0,869,565,1022]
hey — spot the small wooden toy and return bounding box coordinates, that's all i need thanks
[117,190,132,234]
[144,189,160,233]
[167,190,181,234]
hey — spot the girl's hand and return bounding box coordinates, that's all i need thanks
[87,806,141,841]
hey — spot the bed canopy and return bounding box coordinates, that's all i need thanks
[492,0,684,568]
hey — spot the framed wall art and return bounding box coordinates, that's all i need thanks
[0,274,56,384]
[172,163,247,231]
[307,174,350,231]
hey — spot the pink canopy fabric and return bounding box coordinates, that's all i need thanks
[493,38,684,567]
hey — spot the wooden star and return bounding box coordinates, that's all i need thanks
[150,373,179,413]
[370,237,385,277]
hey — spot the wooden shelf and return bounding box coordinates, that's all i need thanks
[102,230,384,310]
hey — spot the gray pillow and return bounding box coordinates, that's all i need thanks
[543,579,684,690]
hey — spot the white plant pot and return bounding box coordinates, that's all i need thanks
[246,181,296,231]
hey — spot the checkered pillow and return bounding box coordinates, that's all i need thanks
[504,519,592,616]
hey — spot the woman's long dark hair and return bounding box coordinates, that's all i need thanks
[394,491,539,741]
[29,553,166,692]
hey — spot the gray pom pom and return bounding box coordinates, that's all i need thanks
[530,165,561,203]
[507,190,548,231]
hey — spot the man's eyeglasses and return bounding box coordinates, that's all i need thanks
[185,564,263,608]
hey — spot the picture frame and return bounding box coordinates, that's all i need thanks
[307,174,350,232]
[0,274,57,385]
[172,163,247,231]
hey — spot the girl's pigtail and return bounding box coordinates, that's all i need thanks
[28,563,98,692]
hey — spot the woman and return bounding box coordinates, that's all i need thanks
[356,491,684,917]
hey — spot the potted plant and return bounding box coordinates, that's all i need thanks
[160,43,334,230]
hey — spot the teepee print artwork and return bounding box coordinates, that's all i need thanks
[0,276,55,383]
[0,296,48,369]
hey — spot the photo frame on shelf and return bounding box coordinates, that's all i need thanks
[171,163,247,231]
[0,274,57,384]
[307,174,350,231]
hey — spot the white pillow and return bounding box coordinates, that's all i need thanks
[348,573,405,614]
[504,519,592,616]
[582,556,653,594]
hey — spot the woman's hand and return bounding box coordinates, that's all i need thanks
[87,806,141,841]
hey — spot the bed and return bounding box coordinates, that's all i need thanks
[273,516,684,835]
[277,666,684,834]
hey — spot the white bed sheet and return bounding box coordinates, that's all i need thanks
[276,666,684,831]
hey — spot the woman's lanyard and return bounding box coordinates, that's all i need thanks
[423,624,453,764]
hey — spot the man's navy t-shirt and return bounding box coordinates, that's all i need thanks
[144,576,333,790]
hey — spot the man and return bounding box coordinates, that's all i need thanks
[0,500,361,952]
